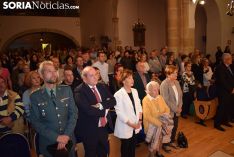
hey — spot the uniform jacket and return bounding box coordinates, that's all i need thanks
[74,83,116,140]
[30,85,78,157]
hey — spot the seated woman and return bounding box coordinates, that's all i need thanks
[22,71,42,122]
[143,81,172,157]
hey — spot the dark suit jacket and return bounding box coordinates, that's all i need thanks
[133,72,150,101]
[30,85,78,157]
[192,63,203,85]
[74,83,116,140]
[72,67,83,90]
[215,63,234,96]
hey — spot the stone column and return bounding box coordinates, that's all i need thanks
[181,0,195,54]
[167,0,180,53]
[112,0,121,50]
[112,17,121,49]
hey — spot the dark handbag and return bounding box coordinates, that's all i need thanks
[177,132,188,148]
[47,140,73,157]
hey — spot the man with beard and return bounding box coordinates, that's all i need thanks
[30,61,78,157]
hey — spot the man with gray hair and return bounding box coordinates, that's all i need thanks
[74,66,116,157]
[30,60,78,157]
[214,53,234,131]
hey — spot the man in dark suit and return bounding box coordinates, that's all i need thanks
[72,56,83,89]
[214,53,234,131]
[133,61,151,102]
[74,66,116,157]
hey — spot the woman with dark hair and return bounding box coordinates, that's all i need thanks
[22,71,42,121]
[140,53,150,73]
[166,52,176,66]
[224,45,231,54]
[120,51,135,71]
[64,55,74,69]
[114,69,142,157]
[107,52,117,76]
[181,62,196,118]
[191,54,203,87]
[109,64,124,94]
[30,54,39,71]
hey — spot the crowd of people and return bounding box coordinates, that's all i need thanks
[0,45,234,157]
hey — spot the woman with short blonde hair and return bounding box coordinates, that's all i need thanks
[22,71,42,121]
[160,65,183,151]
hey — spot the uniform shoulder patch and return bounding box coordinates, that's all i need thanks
[59,84,69,87]
[31,87,42,94]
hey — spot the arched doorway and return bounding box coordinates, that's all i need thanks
[195,4,207,54]
[194,0,221,56]
[4,32,78,51]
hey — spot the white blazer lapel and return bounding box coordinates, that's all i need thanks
[121,88,134,111]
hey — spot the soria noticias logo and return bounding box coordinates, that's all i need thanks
[3,1,79,10]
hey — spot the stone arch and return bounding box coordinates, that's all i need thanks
[194,0,221,54]
[1,28,80,52]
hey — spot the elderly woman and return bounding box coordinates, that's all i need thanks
[22,71,42,121]
[160,65,183,150]
[114,69,142,157]
[143,81,172,157]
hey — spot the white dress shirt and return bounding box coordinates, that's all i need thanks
[93,61,109,84]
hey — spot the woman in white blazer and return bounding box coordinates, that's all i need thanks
[114,69,143,157]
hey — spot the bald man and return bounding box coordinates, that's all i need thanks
[74,66,116,157]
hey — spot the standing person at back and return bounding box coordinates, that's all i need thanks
[93,52,109,85]
[214,53,234,131]
[74,66,116,157]
[73,56,84,89]
[133,61,151,102]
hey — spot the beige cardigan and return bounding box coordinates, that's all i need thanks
[142,95,170,133]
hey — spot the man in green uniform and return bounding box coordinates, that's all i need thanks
[30,61,78,157]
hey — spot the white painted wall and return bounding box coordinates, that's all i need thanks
[195,5,207,53]
[118,0,167,52]
[0,16,81,51]
[194,0,234,57]
[215,0,234,53]
[80,0,113,48]
[204,0,222,54]
[0,0,233,55]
